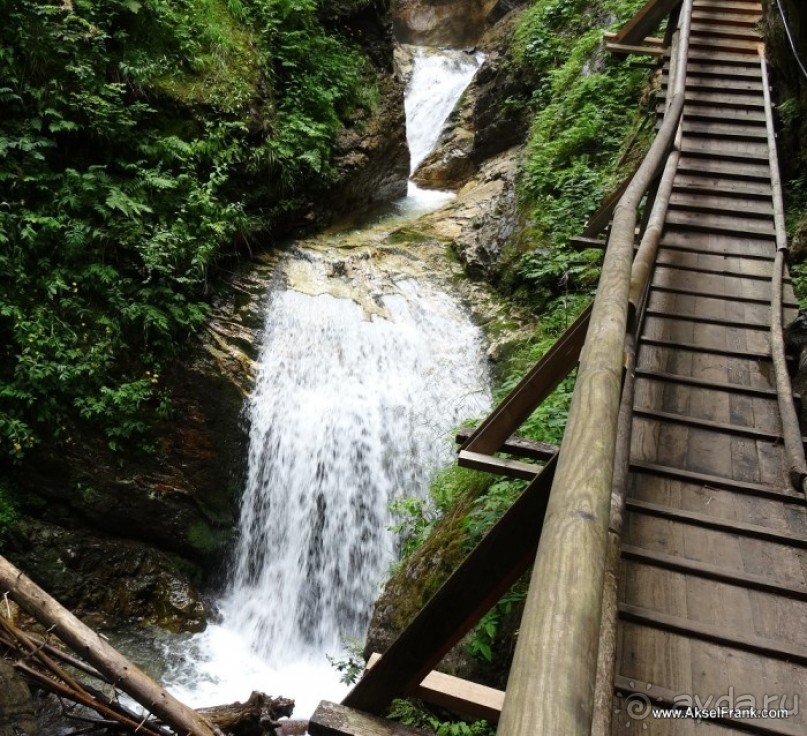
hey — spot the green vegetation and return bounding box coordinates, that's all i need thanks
[388,699,495,736]
[0,0,377,458]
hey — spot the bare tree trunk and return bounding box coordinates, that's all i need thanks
[0,555,219,736]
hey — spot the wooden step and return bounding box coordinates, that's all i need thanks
[692,10,765,27]
[686,48,764,65]
[672,173,773,199]
[690,22,763,42]
[664,208,775,237]
[660,229,774,259]
[680,138,770,162]
[676,155,770,181]
[669,191,774,217]
[688,36,762,55]
[683,88,766,108]
[692,0,762,16]
[677,120,768,142]
[681,60,763,79]
[662,73,764,93]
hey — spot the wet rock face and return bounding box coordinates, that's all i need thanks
[0,662,36,736]
[393,0,520,46]
[7,519,209,632]
[411,7,533,190]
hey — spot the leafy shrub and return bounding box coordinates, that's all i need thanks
[0,0,374,457]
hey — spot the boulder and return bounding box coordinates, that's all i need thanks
[393,0,526,46]
[0,661,36,736]
[412,6,533,190]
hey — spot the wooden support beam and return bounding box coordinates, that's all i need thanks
[610,0,683,47]
[457,450,542,481]
[605,42,667,57]
[309,702,429,736]
[342,456,557,716]
[366,654,505,724]
[632,407,794,442]
[454,428,558,462]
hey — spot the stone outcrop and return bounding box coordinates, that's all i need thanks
[323,2,410,216]
[411,6,533,190]
[0,662,36,736]
[393,0,527,46]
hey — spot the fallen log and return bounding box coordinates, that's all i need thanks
[197,692,294,736]
[0,555,219,736]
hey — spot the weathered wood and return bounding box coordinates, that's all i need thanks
[0,556,219,736]
[634,367,787,398]
[496,5,693,734]
[342,456,557,716]
[309,702,429,736]
[760,51,807,494]
[633,406,790,441]
[609,0,682,46]
[605,42,666,57]
[365,654,504,723]
[625,498,807,547]
[622,544,807,600]
[630,460,807,503]
[614,677,803,736]
[196,692,294,735]
[457,450,541,481]
[454,427,557,462]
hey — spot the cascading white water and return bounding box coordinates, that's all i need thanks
[162,47,490,721]
[402,47,483,213]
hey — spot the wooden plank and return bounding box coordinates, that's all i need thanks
[310,702,430,736]
[678,120,768,141]
[606,42,666,57]
[634,367,785,398]
[677,154,770,180]
[672,173,772,197]
[639,335,771,358]
[690,22,764,41]
[658,102,768,122]
[669,191,773,216]
[366,654,505,723]
[643,309,769,330]
[624,499,807,548]
[683,89,766,108]
[686,48,764,64]
[570,235,607,251]
[454,428,557,462]
[663,73,764,92]
[457,450,542,481]
[621,545,807,600]
[614,677,803,736]
[691,10,766,27]
[342,456,557,716]
[619,604,807,664]
[679,139,770,162]
[632,407,787,442]
[629,460,807,504]
[664,209,775,236]
[688,36,761,54]
[653,259,778,281]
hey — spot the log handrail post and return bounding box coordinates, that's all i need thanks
[495,3,692,734]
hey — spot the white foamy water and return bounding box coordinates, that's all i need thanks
[165,280,490,719]
[406,48,484,174]
[161,47,489,723]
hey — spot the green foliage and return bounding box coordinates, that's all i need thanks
[0,481,18,545]
[0,0,375,457]
[506,0,653,306]
[326,637,366,685]
[388,699,495,736]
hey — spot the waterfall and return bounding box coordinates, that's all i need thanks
[162,47,489,721]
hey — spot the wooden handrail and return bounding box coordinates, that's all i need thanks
[760,49,807,495]
[495,3,693,735]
